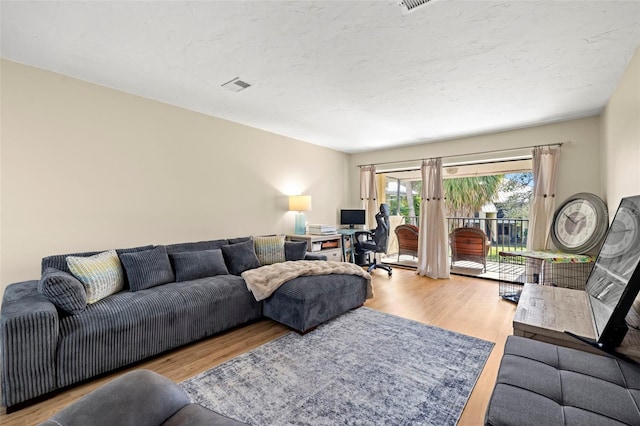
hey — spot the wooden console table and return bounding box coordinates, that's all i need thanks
[513,283,640,362]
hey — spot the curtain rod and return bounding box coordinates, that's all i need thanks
[356,142,565,168]
[380,157,532,174]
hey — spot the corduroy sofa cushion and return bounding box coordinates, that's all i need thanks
[221,239,261,275]
[485,336,640,426]
[284,241,307,261]
[55,275,262,388]
[263,274,368,333]
[120,246,175,291]
[171,249,229,282]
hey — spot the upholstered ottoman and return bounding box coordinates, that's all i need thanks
[485,336,640,426]
[263,274,368,333]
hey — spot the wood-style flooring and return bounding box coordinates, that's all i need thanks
[0,268,516,425]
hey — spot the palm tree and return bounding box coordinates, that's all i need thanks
[443,175,504,219]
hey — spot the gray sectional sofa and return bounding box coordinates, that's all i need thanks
[1,236,369,410]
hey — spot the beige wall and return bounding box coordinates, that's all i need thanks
[601,46,640,216]
[3,45,638,298]
[0,60,349,296]
[348,116,603,206]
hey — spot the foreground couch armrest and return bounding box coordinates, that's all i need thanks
[1,280,59,408]
[39,370,190,426]
[39,369,248,426]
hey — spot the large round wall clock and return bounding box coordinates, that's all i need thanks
[550,192,609,254]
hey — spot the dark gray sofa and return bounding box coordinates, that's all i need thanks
[1,237,369,410]
[38,369,246,426]
[263,273,368,333]
[485,336,640,426]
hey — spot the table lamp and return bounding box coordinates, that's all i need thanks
[289,195,312,235]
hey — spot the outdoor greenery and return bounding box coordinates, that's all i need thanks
[385,171,533,225]
[387,181,422,219]
[443,175,503,218]
[495,172,533,218]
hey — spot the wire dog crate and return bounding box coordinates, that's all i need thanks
[499,251,596,303]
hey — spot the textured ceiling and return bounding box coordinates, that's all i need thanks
[2,1,640,153]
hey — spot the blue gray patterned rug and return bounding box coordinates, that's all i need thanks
[180,307,494,425]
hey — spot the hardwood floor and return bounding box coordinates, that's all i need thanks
[1,268,516,425]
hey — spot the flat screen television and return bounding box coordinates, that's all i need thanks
[583,195,640,349]
[340,209,366,229]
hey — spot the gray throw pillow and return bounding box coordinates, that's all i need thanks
[285,241,308,261]
[228,236,251,245]
[120,246,175,292]
[221,239,261,275]
[38,267,87,315]
[165,239,229,255]
[171,249,229,282]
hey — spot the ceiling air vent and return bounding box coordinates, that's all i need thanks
[221,77,251,92]
[399,0,432,15]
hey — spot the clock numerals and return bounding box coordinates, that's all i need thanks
[556,200,596,247]
[550,193,608,254]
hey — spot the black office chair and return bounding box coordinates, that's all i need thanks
[354,204,393,276]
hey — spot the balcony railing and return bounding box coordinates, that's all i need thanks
[400,216,529,261]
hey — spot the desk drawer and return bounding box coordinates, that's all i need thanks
[323,248,343,262]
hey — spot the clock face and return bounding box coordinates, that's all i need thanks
[553,199,598,249]
[550,193,609,254]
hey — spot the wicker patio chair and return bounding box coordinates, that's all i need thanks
[449,227,492,273]
[394,224,419,261]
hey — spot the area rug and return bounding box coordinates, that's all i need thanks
[180,307,494,425]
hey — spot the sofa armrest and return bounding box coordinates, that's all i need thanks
[39,370,191,426]
[304,253,327,261]
[1,280,59,408]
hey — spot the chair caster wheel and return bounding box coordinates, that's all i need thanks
[388,271,392,276]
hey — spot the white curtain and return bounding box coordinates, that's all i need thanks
[360,165,377,229]
[416,159,450,279]
[527,146,561,251]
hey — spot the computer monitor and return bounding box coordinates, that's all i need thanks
[340,209,366,229]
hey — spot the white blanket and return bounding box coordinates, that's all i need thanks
[241,260,373,302]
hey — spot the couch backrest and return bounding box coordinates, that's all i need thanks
[165,239,229,255]
[41,245,155,275]
[41,237,253,276]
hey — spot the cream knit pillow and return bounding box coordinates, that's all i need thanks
[67,249,124,303]
[253,235,286,265]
